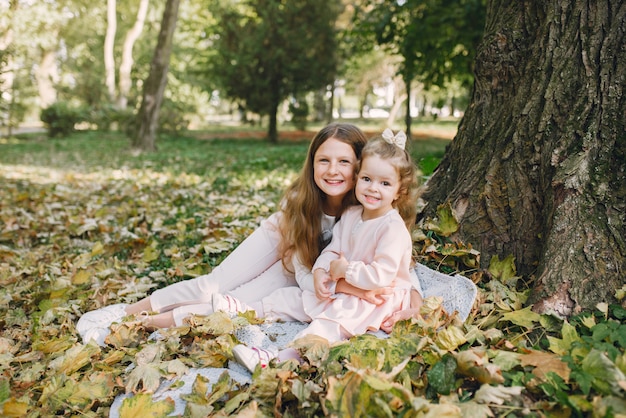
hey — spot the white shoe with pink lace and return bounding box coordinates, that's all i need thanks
[212,293,254,316]
[232,344,277,372]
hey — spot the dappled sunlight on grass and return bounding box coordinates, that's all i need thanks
[0,163,208,188]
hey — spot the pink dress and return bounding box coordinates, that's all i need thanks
[298,206,413,342]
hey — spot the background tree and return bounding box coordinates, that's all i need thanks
[104,0,117,102]
[117,0,150,109]
[420,1,626,316]
[133,0,180,151]
[208,0,342,143]
[343,48,398,118]
[352,0,485,134]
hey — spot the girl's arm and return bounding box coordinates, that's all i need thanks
[335,279,394,305]
[293,252,316,293]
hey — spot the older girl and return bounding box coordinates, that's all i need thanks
[78,123,370,345]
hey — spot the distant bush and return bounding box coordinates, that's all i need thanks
[88,105,136,132]
[40,102,84,137]
[159,99,191,134]
[289,99,309,131]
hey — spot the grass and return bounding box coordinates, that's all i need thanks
[1,119,453,178]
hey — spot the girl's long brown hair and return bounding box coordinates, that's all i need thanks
[278,123,367,271]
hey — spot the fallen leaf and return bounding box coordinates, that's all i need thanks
[500,306,541,329]
[519,349,570,382]
[436,326,468,351]
[71,269,92,285]
[0,397,29,417]
[474,383,523,405]
[125,364,162,394]
[455,349,504,384]
[118,392,175,417]
[488,254,517,282]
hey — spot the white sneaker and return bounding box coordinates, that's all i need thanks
[76,303,128,346]
[232,344,277,372]
[212,293,254,316]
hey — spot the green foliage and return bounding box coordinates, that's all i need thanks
[158,98,192,134]
[86,104,136,132]
[206,0,341,139]
[40,101,84,137]
[288,97,309,131]
[351,0,486,88]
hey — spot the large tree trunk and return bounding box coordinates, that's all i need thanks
[118,0,149,109]
[420,1,626,316]
[133,0,180,151]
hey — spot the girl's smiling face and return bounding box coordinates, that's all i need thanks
[313,137,358,213]
[355,154,401,220]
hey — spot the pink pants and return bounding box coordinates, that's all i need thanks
[149,212,297,326]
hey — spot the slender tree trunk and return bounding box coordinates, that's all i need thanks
[420,1,626,316]
[0,1,15,135]
[117,0,149,109]
[35,49,58,108]
[104,0,116,103]
[313,89,326,122]
[404,74,412,138]
[327,84,335,124]
[133,0,180,151]
[267,93,279,143]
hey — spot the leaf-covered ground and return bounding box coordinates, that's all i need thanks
[1,131,625,417]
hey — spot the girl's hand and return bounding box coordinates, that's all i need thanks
[380,289,423,333]
[314,269,333,300]
[329,253,348,280]
[380,308,421,333]
[360,286,393,305]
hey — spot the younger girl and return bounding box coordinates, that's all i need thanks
[77,123,371,345]
[225,129,421,371]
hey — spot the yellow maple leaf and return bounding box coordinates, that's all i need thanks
[500,306,541,329]
[435,326,468,351]
[71,268,92,285]
[125,364,162,394]
[118,393,175,418]
[1,398,29,417]
[423,202,459,237]
[67,372,116,407]
[142,244,160,263]
[91,241,104,256]
[48,344,99,374]
[488,254,517,282]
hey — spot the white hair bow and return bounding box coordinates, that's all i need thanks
[381,128,407,150]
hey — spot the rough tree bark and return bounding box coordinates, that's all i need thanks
[420,1,625,316]
[133,0,180,151]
